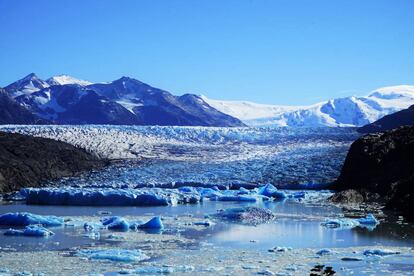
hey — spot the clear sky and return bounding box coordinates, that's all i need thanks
[0,0,413,105]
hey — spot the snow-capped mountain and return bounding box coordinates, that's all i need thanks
[3,73,49,98]
[203,85,414,127]
[46,75,93,86]
[2,74,245,127]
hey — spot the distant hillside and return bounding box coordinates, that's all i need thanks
[358,105,414,133]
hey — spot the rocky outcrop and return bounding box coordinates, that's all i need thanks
[359,105,414,133]
[0,89,44,124]
[0,132,107,193]
[331,126,414,220]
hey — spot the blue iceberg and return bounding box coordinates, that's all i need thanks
[23,188,173,206]
[0,212,63,227]
[363,249,399,256]
[138,216,163,229]
[358,214,379,225]
[102,216,130,231]
[258,184,287,199]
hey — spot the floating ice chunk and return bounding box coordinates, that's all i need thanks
[358,214,379,225]
[199,188,222,198]
[102,216,130,231]
[178,186,195,193]
[138,216,163,229]
[194,220,213,227]
[363,249,399,256]
[130,265,194,274]
[214,207,276,225]
[237,187,250,195]
[268,246,292,252]
[0,212,63,227]
[4,225,54,237]
[214,195,259,202]
[321,218,360,229]
[341,257,363,261]
[24,188,172,206]
[316,249,332,256]
[258,184,287,199]
[77,249,149,262]
[257,269,275,275]
[291,191,306,199]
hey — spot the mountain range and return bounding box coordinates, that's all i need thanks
[1,73,413,128]
[203,85,414,127]
[1,74,244,127]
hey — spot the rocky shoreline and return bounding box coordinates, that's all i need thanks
[0,131,107,193]
[331,126,414,221]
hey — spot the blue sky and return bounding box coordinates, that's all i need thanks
[0,0,413,105]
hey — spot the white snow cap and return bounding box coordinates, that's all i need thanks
[47,75,93,86]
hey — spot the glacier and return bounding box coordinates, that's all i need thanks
[0,125,358,187]
[203,85,414,127]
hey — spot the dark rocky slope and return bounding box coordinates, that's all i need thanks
[0,132,107,193]
[331,126,414,220]
[0,89,45,124]
[359,105,414,133]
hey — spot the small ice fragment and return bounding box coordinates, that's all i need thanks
[194,221,213,227]
[358,214,379,225]
[321,218,359,229]
[0,212,63,226]
[77,249,149,262]
[4,225,54,237]
[257,269,275,275]
[363,249,399,256]
[316,249,331,256]
[268,246,292,252]
[138,216,163,229]
[341,257,362,261]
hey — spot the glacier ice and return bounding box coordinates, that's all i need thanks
[4,225,54,237]
[214,207,276,225]
[102,216,130,231]
[76,249,149,262]
[0,212,63,227]
[258,184,287,199]
[138,216,163,229]
[23,188,173,206]
[363,249,399,256]
[322,214,380,230]
[357,214,379,225]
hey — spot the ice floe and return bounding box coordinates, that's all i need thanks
[214,207,276,225]
[4,225,54,237]
[363,249,400,256]
[76,249,149,262]
[0,212,63,227]
[321,214,379,230]
[137,216,164,230]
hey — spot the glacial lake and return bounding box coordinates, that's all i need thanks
[0,125,413,275]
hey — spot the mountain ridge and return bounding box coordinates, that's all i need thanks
[1,73,245,127]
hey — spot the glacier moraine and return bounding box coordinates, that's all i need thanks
[0,125,413,275]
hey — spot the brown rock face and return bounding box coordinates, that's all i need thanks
[332,126,414,220]
[0,131,107,193]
